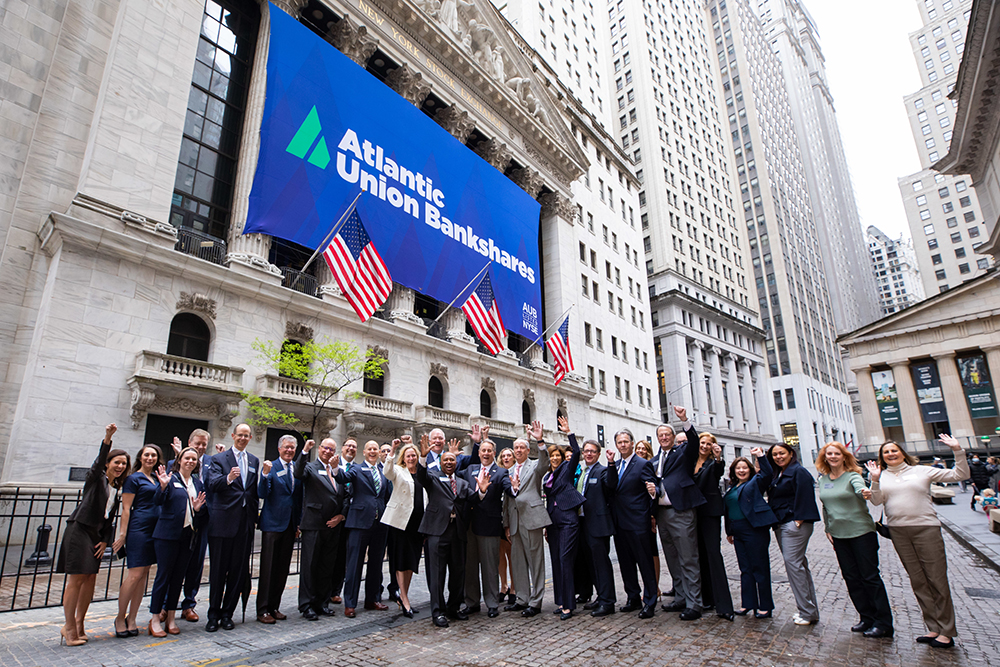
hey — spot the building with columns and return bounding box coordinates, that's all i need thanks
[0,0,659,487]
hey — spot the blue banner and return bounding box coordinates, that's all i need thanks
[245,6,542,338]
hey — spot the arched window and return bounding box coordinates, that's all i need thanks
[363,367,385,396]
[167,313,211,361]
[428,376,444,408]
[279,340,305,379]
[556,408,566,423]
[521,400,532,425]
[480,390,493,418]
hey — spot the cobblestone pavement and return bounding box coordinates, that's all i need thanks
[1,528,998,667]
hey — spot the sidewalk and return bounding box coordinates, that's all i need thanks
[935,488,1000,572]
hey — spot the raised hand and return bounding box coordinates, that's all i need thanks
[214,442,226,453]
[420,434,430,457]
[155,464,170,488]
[329,454,340,469]
[481,425,490,442]
[712,443,722,459]
[470,424,482,443]
[391,438,402,454]
[605,448,616,463]
[477,473,492,494]
[528,420,544,441]
[171,436,183,456]
[104,423,117,444]
[401,434,413,446]
[192,492,207,511]
[261,460,272,476]
[448,438,462,455]
[557,416,570,434]
[227,466,240,483]
[938,433,961,451]
[673,405,687,422]
[750,446,764,458]
[864,460,881,482]
[303,439,315,454]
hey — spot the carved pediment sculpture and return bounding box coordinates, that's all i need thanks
[177,292,217,320]
[430,362,449,378]
[285,321,314,342]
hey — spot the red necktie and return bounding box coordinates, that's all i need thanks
[450,476,457,495]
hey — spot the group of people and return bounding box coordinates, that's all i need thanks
[58,411,972,651]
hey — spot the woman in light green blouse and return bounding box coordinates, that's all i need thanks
[816,442,893,639]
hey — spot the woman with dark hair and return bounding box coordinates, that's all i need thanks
[147,447,207,637]
[113,444,164,637]
[724,447,775,618]
[867,435,968,649]
[692,433,733,620]
[817,441,892,638]
[633,440,662,598]
[57,424,129,646]
[544,416,586,619]
[767,442,821,625]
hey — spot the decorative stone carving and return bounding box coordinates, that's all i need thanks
[538,192,575,220]
[557,397,568,412]
[387,284,424,325]
[285,321,314,342]
[127,380,157,429]
[526,345,546,369]
[434,104,476,143]
[430,362,449,379]
[473,138,512,171]
[510,167,544,198]
[150,397,220,417]
[176,292,217,320]
[271,0,308,16]
[218,400,241,437]
[522,388,534,402]
[482,377,496,391]
[526,146,572,188]
[445,308,474,343]
[328,16,379,66]
[385,64,432,106]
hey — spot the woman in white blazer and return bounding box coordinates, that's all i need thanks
[382,437,425,617]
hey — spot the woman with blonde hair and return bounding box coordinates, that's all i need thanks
[817,441,892,638]
[497,447,516,603]
[381,436,425,617]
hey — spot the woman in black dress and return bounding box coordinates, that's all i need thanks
[692,433,734,620]
[634,440,662,597]
[113,444,163,637]
[58,423,130,646]
[381,438,425,617]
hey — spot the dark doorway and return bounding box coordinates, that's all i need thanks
[143,414,211,454]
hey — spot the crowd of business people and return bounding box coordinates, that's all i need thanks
[60,412,970,650]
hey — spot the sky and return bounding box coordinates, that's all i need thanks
[803,0,926,240]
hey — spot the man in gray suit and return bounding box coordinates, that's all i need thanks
[503,420,550,617]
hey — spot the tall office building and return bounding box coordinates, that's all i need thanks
[752,0,880,333]
[899,0,993,297]
[867,225,926,315]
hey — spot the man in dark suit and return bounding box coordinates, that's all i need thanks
[204,423,259,631]
[652,406,705,620]
[578,438,618,617]
[608,428,659,619]
[255,435,303,624]
[329,438,357,604]
[331,440,391,618]
[416,445,476,627]
[458,433,510,618]
[295,437,347,620]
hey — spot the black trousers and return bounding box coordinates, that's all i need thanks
[729,518,772,612]
[207,515,252,621]
[548,521,580,610]
[181,528,207,611]
[613,529,658,607]
[331,524,349,598]
[574,523,595,601]
[386,530,399,597]
[584,526,616,606]
[257,523,297,615]
[426,520,466,616]
[298,526,341,613]
[697,514,734,614]
[833,531,893,630]
[149,529,194,613]
[343,523,388,609]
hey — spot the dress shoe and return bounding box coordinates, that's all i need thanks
[680,609,702,621]
[257,613,276,624]
[181,609,199,623]
[205,619,219,632]
[148,620,167,638]
[583,601,599,611]
[504,603,527,612]
[166,625,181,635]
[319,605,337,617]
[344,608,356,618]
[302,608,318,621]
[852,621,873,633]
[929,637,955,649]
[551,608,562,615]
[591,605,615,618]
[449,609,469,621]
[754,610,772,619]
[521,606,541,617]
[330,596,343,604]
[433,614,449,627]
[271,610,287,621]
[365,601,389,611]
[388,591,401,604]
[638,604,656,619]
[487,608,500,618]
[663,588,675,597]
[661,601,686,612]
[734,608,752,616]
[619,600,642,613]
[220,618,235,631]
[717,613,735,621]
[401,607,414,619]
[916,634,939,644]
[560,610,574,620]
[863,626,894,639]
[460,604,481,614]
[575,595,591,605]
[114,616,130,638]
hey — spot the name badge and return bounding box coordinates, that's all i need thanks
[588,478,598,484]
[439,476,450,482]
[823,482,834,490]
[276,470,287,477]
[318,469,327,476]
[173,482,184,489]
[248,466,257,473]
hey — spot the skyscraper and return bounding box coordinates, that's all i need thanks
[867,225,926,315]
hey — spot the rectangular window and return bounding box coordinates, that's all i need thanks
[951,232,962,243]
[935,268,947,280]
[959,263,971,274]
[588,366,595,389]
[773,389,783,411]
[785,388,796,409]
[595,328,603,350]
[615,376,622,399]
[599,370,606,393]
[585,322,593,346]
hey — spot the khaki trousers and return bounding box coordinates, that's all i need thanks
[889,525,957,637]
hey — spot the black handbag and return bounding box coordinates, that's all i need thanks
[874,510,891,539]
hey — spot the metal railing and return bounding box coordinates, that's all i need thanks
[174,228,227,265]
[280,267,318,297]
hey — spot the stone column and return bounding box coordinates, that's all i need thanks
[385,64,432,106]
[854,367,886,447]
[724,353,744,432]
[445,308,474,344]
[740,360,759,434]
[752,363,773,437]
[387,284,424,326]
[889,359,927,443]
[669,336,693,412]
[707,347,724,427]
[692,341,709,426]
[984,345,1000,400]
[932,351,975,438]
[328,16,379,66]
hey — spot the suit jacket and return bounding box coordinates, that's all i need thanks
[726,456,778,532]
[153,473,208,539]
[693,458,726,517]
[768,459,821,523]
[609,453,658,533]
[381,455,423,531]
[580,461,617,538]
[544,434,586,525]
[333,460,390,530]
[68,439,120,543]
[258,458,303,533]
[503,443,551,535]
[205,447,260,538]
[415,462,475,536]
[651,422,706,512]
[294,453,346,531]
[459,461,510,537]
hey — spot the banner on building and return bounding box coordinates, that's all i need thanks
[911,361,949,423]
[957,352,999,419]
[244,7,543,338]
[871,369,902,428]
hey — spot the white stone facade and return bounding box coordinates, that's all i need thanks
[867,225,926,315]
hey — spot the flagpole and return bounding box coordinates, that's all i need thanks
[299,190,364,276]
[521,303,575,354]
[431,260,493,325]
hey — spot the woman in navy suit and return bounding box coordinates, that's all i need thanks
[113,444,164,637]
[724,447,776,618]
[148,447,207,637]
[544,416,586,619]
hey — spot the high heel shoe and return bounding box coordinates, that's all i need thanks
[166,625,181,635]
[754,610,772,619]
[401,607,414,618]
[60,627,86,647]
[148,619,167,638]
[114,617,130,638]
[734,608,752,616]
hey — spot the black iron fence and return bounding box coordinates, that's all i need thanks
[0,488,302,613]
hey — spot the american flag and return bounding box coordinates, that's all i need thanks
[322,208,392,322]
[462,272,506,354]
[546,316,575,386]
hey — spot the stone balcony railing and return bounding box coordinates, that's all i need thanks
[414,405,470,431]
[475,416,518,438]
[255,374,333,404]
[347,394,414,420]
[132,350,244,389]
